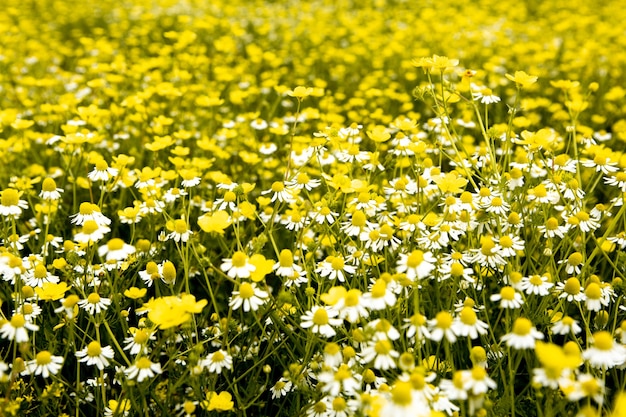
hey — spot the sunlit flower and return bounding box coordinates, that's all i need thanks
[221,251,256,279]
[395,250,436,281]
[0,188,28,218]
[88,159,118,182]
[229,282,268,312]
[501,318,543,349]
[22,351,64,378]
[582,331,626,369]
[0,314,39,342]
[75,341,115,369]
[300,306,342,337]
[201,349,233,374]
[124,357,162,382]
[78,292,111,315]
[39,177,64,200]
[490,286,524,309]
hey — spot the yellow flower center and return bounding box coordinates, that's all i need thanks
[585,283,602,300]
[95,160,109,171]
[134,329,149,344]
[42,178,58,193]
[460,307,477,325]
[512,318,532,335]
[1,189,19,207]
[279,249,293,267]
[87,293,101,304]
[331,397,347,412]
[107,238,125,251]
[136,357,153,369]
[344,289,361,307]
[500,235,513,248]
[87,341,102,357]
[312,308,329,325]
[593,331,613,351]
[334,364,351,381]
[374,339,392,355]
[500,286,516,301]
[351,210,366,227]
[212,350,225,362]
[436,311,453,328]
[10,314,26,328]
[471,366,487,380]
[238,282,254,299]
[568,252,583,266]
[371,279,386,298]
[34,264,48,279]
[174,219,188,234]
[563,277,581,295]
[529,275,543,286]
[36,351,52,365]
[231,251,247,268]
[82,220,100,235]
[271,181,284,192]
[406,250,424,268]
[330,256,345,271]
[391,381,413,406]
[224,191,236,202]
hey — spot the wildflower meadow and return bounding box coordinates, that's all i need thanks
[3,0,626,416]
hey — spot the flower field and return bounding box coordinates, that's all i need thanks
[2,0,626,415]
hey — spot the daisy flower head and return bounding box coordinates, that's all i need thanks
[317,363,361,396]
[501,318,544,349]
[462,366,497,395]
[519,274,554,296]
[98,238,136,261]
[0,313,39,342]
[551,315,582,336]
[124,357,162,382]
[74,219,111,244]
[300,306,342,338]
[270,377,293,399]
[75,341,115,369]
[453,306,489,339]
[490,286,524,309]
[201,349,233,374]
[88,159,118,182]
[316,255,356,282]
[229,282,268,312]
[379,379,431,417]
[167,218,193,242]
[584,282,611,312]
[22,350,63,378]
[556,277,586,302]
[427,311,457,343]
[0,188,28,218]
[395,250,437,281]
[221,251,256,279]
[39,177,64,200]
[123,327,156,355]
[360,339,399,370]
[78,292,111,315]
[582,331,626,369]
[261,181,296,203]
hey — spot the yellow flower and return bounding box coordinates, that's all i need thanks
[367,125,391,143]
[505,71,538,88]
[35,282,70,301]
[206,391,234,411]
[287,86,313,100]
[198,210,232,235]
[432,172,468,194]
[249,254,275,282]
[124,287,147,299]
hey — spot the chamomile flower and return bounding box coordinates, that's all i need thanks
[0,188,28,218]
[229,282,268,312]
[39,177,64,200]
[300,306,342,338]
[462,366,497,395]
[316,255,356,282]
[123,327,156,355]
[201,350,233,374]
[395,250,437,281]
[582,331,626,369]
[519,274,554,296]
[453,306,489,339]
[167,219,193,242]
[556,277,586,302]
[78,293,111,315]
[74,219,111,244]
[501,318,544,349]
[22,351,64,378]
[551,315,582,336]
[221,251,256,279]
[270,377,293,399]
[124,357,162,382]
[427,311,457,343]
[98,238,136,261]
[490,286,524,309]
[0,314,39,342]
[360,339,399,370]
[262,181,296,203]
[317,363,361,396]
[88,159,119,182]
[75,341,115,369]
